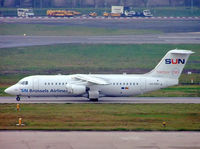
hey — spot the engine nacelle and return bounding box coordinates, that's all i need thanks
[66,84,86,95]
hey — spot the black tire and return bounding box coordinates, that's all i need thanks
[90,98,98,102]
[16,96,20,101]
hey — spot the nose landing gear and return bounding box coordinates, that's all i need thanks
[16,95,20,101]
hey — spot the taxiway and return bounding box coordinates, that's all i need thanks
[1,32,200,48]
[1,131,200,149]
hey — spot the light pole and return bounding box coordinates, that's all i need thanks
[40,0,42,8]
[191,0,193,14]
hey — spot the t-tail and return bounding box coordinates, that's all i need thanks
[146,49,194,79]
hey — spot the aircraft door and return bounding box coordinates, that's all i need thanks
[33,79,39,90]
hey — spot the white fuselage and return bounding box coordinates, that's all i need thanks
[7,74,177,97]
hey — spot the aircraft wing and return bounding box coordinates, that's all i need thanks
[74,74,109,85]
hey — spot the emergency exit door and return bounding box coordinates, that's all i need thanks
[33,79,39,90]
[140,78,146,91]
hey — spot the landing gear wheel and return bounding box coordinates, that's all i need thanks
[90,98,98,102]
[16,96,20,101]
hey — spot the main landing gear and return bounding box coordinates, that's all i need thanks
[16,95,20,101]
[89,98,98,102]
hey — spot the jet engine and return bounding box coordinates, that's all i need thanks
[66,84,86,95]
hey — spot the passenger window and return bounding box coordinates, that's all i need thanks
[116,83,118,85]
[62,83,64,85]
[59,83,61,85]
[48,83,50,85]
[133,83,135,85]
[126,83,128,85]
[55,83,57,85]
[113,83,115,85]
[45,83,47,85]
[130,83,132,85]
[123,83,125,85]
[120,83,121,85]
[51,83,53,85]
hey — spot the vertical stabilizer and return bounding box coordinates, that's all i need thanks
[147,49,194,79]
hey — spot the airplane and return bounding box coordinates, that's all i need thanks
[5,49,194,101]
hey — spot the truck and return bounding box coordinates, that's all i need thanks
[103,12,121,17]
[47,10,81,17]
[103,6,123,17]
[89,12,97,17]
[110,6,123,17]
[17,8,34,17]
[111,6,124,14]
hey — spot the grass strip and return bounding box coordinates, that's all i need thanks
[0,103,200,131]
[0,44,199,74]
[0,24,161,36]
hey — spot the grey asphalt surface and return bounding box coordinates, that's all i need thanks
[1,17,200,48]
[1,32,200,48]
[1,131,200,149]
[0,96,200,103]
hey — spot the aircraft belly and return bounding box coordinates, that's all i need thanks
[100,86,139,97]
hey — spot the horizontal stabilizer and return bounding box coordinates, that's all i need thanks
[169,49,194,54]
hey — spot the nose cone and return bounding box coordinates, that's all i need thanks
[4,88,10,94]
[5,87,13,95]
[5,85,19,95]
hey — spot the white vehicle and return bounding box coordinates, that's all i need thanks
[111,6,124,14]
[17,8,34,17]
[124,10,136,17]
[142,9,153,17]
[5,49,193,101]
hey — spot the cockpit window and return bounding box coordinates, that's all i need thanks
[20,81,28,85]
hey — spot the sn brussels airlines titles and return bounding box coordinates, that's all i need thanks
[5,49,194,101]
